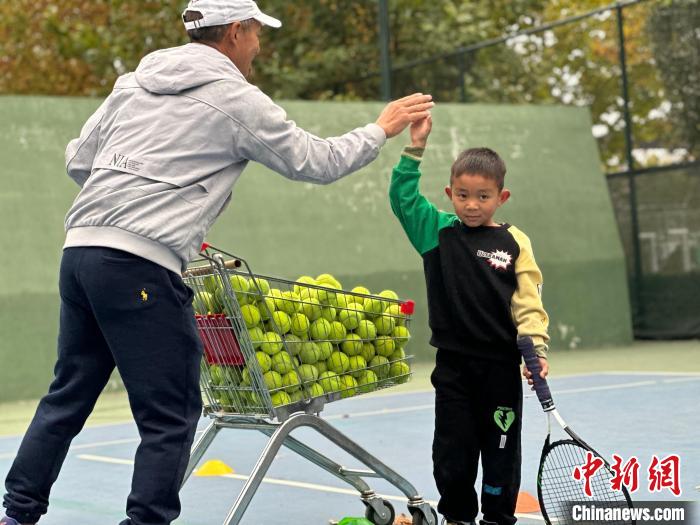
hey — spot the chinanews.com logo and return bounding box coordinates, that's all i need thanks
[568,452,695,523]
[567,501,694,524]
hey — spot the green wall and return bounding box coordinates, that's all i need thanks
[0,96,632,402]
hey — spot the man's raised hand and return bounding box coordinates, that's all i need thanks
[376,93,435,138]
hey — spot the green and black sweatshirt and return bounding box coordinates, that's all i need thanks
[390,150,549,364]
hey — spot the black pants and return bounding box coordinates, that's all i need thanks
[3,247,203,525]
[431,349,522,525]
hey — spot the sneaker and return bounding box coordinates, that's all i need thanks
[442,518,477,525]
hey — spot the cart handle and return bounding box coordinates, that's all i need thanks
[183,259,241,278]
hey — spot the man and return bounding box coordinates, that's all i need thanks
[1,1,434,524]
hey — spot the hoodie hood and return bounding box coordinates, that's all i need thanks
[134,43,244,95]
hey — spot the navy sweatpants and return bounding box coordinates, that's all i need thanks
[3,247,203,525]
[431,349,523,525]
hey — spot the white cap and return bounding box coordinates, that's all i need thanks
[182,0,282,31]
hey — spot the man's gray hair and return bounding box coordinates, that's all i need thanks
[183,11,256,43]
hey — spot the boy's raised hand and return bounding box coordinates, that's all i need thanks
[410,113,433,148]
[376,93,434,138]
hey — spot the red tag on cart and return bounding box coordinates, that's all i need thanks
[195,314,245,366]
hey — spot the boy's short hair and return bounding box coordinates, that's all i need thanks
[450,147,507,190]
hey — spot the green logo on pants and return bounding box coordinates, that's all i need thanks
[493,407,515,432]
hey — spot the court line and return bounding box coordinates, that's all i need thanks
[1,377,691,457]
[661,376,700,384]
[2,370,697,442]
[76,453,544,522]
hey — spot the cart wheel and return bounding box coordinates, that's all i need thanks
[411,507,438,525]
[365,499,395,525]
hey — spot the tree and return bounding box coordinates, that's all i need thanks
[648,0,700,159]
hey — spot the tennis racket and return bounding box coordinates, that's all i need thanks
[518,336,635,525]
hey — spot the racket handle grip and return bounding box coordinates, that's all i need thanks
[518,336,555,411]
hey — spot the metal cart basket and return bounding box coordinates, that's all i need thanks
[180,245,437,525]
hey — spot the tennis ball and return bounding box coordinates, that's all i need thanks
[360,342,376,363]
[390,348,406,362]
[379,289,399,303]
[373,315,395,336]
[327,351,350,374]
[255,351,272,373]
[209,364,225,386]
[369,355,390,379]
[356,320,377,341]
[272,351,294,374]
[320,305,336,323]
[297,364,319,384]
[315,273,342,289]
[289,390,305,403]
[329,321,347,342]
[339,375,358,398]
[339,302,365,330]
[347,355,367,378]
[270,310,292,334]
[350,286,371,305]
[282,370,302,393]
[341,333,363,356]
[299,341,321,364]
[392,326,411,348]
[257,295,276,321]
[310,318,332,340]
[318,371,342,393]
[263,370,283,391]
[299,286,320,302]
[240,304,261,329]
[241,367,252,386]
[250,277,270,296]
[283,334,304,356]
[229,274,250,304]
[297,297,322,321]
[384,304,406,326]
[203,274,221,295]
[357,369,378,393]
[308,382,325,397]
[294,276,318,295]
[193,291,216,315]
[278,291,300,315]
[329,292,352,309]
[374,336,395,357]
[289,313,310,337]
[217,391,234,409]
[316,360,328,374]
[363,297,384,318]
[389,361,411,383]
[317,282,340,305]
[271,391,291,407]
[248,326,265,349]
[260,332,283,355]
[316,341,334,360]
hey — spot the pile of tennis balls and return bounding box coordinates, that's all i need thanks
[198,273,412,409]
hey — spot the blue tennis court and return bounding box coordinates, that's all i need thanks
[1,372,698,525]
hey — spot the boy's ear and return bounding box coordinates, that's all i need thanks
[499,189,511,205]
[445,186,452,199]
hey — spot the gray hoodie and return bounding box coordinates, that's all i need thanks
[64,43,386,274]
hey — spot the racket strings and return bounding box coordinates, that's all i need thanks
[540,441,632,524]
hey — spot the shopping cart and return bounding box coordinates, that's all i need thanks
[181,244,437,525]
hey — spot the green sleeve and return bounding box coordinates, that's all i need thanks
[389,154,456,255]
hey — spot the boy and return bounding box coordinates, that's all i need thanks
[389,115,549,525]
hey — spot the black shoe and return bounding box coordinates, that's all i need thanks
[442,518,477,525]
